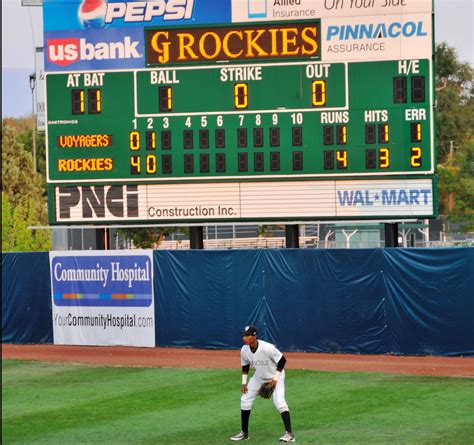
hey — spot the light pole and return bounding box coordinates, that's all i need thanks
[29,73,36,171]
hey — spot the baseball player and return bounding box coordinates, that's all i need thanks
[230,325,295,442]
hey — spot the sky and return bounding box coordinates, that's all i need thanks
[2,0,473,118]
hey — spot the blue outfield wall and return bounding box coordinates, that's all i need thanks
[3,249,474,356]
[2,252,53,344]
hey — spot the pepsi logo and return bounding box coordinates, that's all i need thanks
[79,0,107,29]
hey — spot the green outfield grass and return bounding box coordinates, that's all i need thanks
[2,359,474,444]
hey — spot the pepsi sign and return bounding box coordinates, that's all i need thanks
[43,0,232,31]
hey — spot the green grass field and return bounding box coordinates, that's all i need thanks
[2,360,474,444]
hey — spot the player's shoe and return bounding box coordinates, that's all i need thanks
[230,431,249,441]
[279,431,296,442]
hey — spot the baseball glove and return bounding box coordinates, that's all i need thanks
[258,381,275,399]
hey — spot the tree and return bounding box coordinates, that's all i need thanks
[118,227,187,249]
[1,193,51,252]
[16,125,47,184]
[257,225,284,237]
[2,193,14,251]
[2,116,46,182]
[435,43,474,224]
[11,202,33,251]
[1,123,51,251]
[2,125,46,210]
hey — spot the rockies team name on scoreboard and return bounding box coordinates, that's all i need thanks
[46,22,432,182]
[146,23,320,64]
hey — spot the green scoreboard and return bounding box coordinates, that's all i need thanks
[45,0,436,224]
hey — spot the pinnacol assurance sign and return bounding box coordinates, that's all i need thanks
[50,250,155,347]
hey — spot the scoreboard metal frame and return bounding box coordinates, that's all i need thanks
[44,1,437,225]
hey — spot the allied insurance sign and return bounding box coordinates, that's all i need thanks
[44,0,437,224]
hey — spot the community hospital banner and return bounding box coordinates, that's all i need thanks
[50,251,155,347]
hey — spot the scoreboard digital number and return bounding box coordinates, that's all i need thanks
[45,8,436,223]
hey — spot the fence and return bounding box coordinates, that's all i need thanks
[2,248,473,356]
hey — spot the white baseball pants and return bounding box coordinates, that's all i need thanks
[241,373,289,413]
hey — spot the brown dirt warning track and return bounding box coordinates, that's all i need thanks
[3,344,474,377]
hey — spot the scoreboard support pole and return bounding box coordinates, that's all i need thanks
[190,226,204,250]
[384,223,399,248]
[95,228,110,250]
[285,225,300,249]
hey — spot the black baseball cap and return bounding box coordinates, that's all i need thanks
[241,325,258,336]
